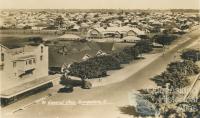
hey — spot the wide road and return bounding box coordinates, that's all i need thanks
[2,28,200,118]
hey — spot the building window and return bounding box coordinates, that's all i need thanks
[1,53,4,62]
[13,62,16,68]
[41,46,43,53]
[0,64,4,71]
[33,59,36,63]
[29,60,32,65]
[40,55,43,61]
[26,61,28,65]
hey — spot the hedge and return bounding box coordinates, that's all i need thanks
[68,39,153,79]
[181,49,200,62]
[152,60,200,89]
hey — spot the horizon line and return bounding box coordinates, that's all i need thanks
[1,8,200,10]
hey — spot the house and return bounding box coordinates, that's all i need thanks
[80,22,90,32]
[82,54,91,61]
[32,23,47,30]
[96,50,107,56]
[121,36,141,43]
[87,27,121,39]
[70,25,80,31]
[87,26,145,39]
[58,34,81,41]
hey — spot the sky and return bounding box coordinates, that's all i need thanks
[0,0,199,9]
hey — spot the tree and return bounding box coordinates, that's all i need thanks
[68,61,107,79]
[167,60,200,76]
[154,34,177,47]
[23,25,32,30]
[112,51,133,64]
[55,15,64,29]
[151,60,200,89]
[88,55,121,71]
[181,49,200,62]
[135,39,153,53]
[152,71,189,89]
[94,14,99,18]
[122,46,140,60]
[26,36,43,44]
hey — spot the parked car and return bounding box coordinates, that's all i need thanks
[58,85,73,93]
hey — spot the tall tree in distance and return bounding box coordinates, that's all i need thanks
[55,15,64,30]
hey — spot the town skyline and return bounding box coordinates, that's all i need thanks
[0,0,199,9]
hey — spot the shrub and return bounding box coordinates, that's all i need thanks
[167,60,200,76]
[135,39,153,53]
[68,55,120,79]
[69,61,107,79]
[68,37,154,79]
[152,71,190,89]
[122,46,140,59]
[181,49,200,62]
[139,88,199,118]
[152,60,199,89]
[88,55,121,71]
[27,36,43,43]
[154,34,177,46]
[112,51,133,64]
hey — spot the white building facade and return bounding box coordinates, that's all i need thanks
[0,44,48,82]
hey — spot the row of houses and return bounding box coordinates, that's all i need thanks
[87,26,145,39]
[1,10,199,34]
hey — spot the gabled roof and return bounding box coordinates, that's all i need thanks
[130,28,146,35]
[6,44,44,55]
[58,34,81,40]
[122,36,141,41]
[90,26,145,35]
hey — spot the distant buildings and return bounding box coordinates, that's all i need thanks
[0,10,199,38]
[0,9,199,106]
[87,26,145,39]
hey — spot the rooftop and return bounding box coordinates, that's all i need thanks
[0,74,61,98]
[14,55,36,61]
[58,34,81,40]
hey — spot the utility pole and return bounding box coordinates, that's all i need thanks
[196,48,199,61]
[183,74,200,101]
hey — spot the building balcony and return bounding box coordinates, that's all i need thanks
[13,55,36,62]
[18,65,35,72]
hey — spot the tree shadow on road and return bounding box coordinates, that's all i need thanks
[119,105,139,117]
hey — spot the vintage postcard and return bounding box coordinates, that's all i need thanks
[0,0,200,118]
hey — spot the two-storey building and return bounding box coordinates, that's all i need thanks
[0,43,60,106]
[0,44,48,81]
